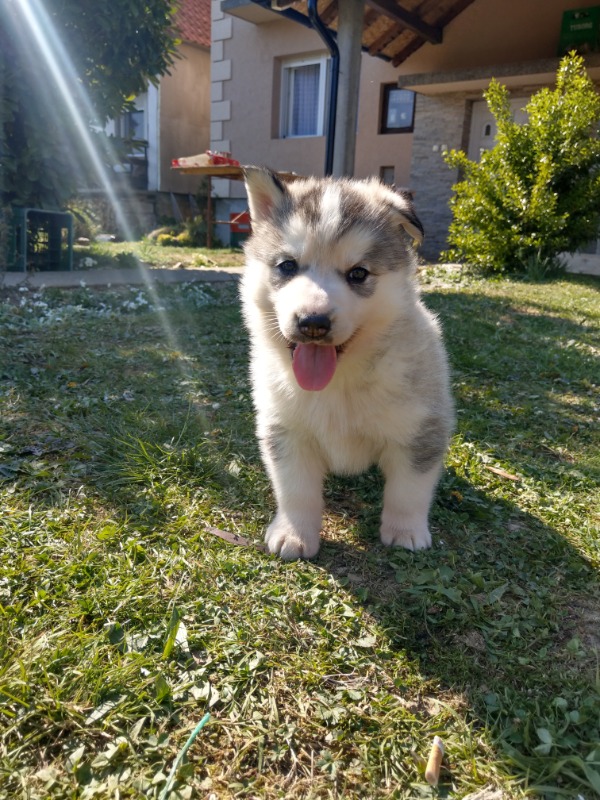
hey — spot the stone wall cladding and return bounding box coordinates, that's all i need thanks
[409,93,468,262]
[404,56,600,262]
[211,0,232,149]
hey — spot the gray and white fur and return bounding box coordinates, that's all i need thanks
[241,167,453,560]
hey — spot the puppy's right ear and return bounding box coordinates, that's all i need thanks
[243,166,287,223]
[386,190,424,246]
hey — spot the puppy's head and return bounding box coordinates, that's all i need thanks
[241,167,424,391]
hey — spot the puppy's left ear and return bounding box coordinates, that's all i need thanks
[243,166,287,224]
[388,191,424,246]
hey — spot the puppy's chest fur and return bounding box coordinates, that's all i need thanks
[298,396,408,473]
[260,350,425,475]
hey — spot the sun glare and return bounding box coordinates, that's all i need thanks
[9,0,194,381]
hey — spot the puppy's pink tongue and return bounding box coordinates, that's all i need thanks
[292,344,337,391]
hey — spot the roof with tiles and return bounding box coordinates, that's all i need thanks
[176,0,211,48]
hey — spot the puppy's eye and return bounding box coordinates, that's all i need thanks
[347,266,369,284]
[277,259,298,277]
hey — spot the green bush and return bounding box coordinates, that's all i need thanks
[184,214,207,246]
[154,215,206,248]
[115,251,138,269]
[68,196,121,240]
[173,230,194,247]
[443,53,600,274]
[156,233,178,247]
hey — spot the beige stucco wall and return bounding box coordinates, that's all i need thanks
[219,15,413,198]
[215,0,600,256]
[160,42,211,194]
[218,0,600,198]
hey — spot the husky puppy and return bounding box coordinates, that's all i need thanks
[241,167,453,560]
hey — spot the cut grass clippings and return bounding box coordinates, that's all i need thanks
[0,266,599,799]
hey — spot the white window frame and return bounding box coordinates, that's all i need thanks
[280,55,329,139]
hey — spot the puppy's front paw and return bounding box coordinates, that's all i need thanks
[265,515,320,560]
[380,519,432,551]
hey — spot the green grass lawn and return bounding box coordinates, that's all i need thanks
[0,267,598,799]
[73,241,246,271]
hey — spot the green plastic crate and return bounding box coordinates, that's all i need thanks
[8,208,73,272]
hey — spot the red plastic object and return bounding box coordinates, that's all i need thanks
[208,150,240,166]
[230,212,251,233]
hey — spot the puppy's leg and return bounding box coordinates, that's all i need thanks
[259,427,324,560]
[378,446,443,551]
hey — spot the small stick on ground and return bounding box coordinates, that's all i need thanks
[425,736,444,786]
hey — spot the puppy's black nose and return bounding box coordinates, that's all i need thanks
[297,314,331,339]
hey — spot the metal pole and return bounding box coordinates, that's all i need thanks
[307,0,339,176]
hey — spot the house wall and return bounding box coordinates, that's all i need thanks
[159,42,211,194]
[212,0,414,240]
[216,0,600,258]
[395,0,600,261]
[216,15,412,187]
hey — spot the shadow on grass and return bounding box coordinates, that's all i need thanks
[313,281,600,794]
[318,465,599,789]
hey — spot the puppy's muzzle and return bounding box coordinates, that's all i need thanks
[297,314,331,340]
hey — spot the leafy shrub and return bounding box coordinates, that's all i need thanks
[115,252,138,269]
[68,201,102,241]
[154,216,206,248]
[443,53,600,274]
[173,231,194,247]
[147,225,177,241]
[184,215,207,245]
[156,233,178,247]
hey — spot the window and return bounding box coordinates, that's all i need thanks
[380,166,395,185]
[281,56,329,138]
[380,86,415,134]
[116,109,145,141]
